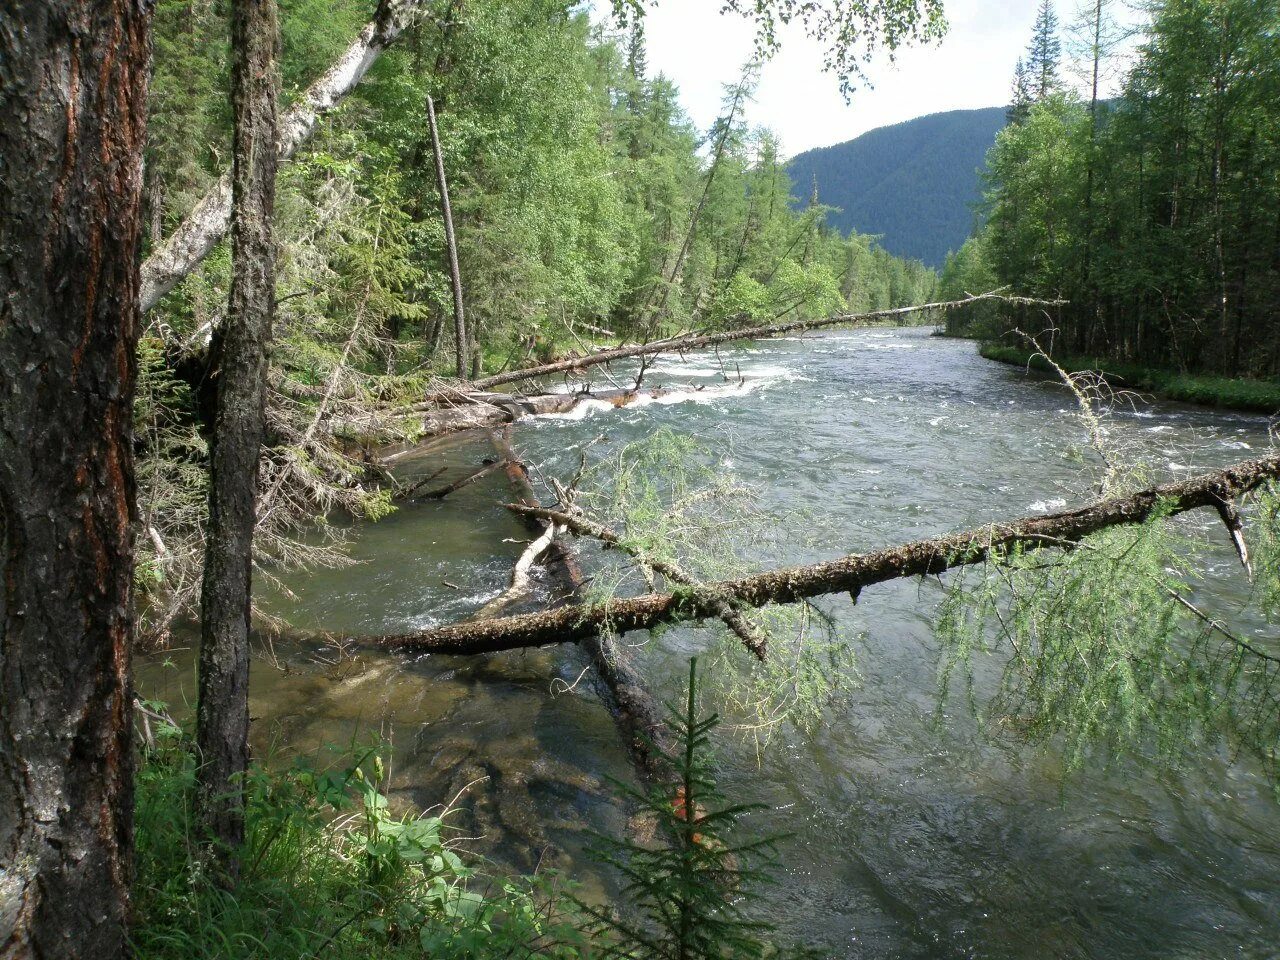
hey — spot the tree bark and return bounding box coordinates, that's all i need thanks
[426,94,468,379]
[195,0,280,862]
[138,0,425,313]
[348,454,1280,656]
[0,0,150,954]
[506,502,768,661]
[487,428,672,779]
[471,292,1048,391]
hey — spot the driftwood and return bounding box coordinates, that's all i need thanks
[487,427,672,778]
[417,459,507,501]
[473,519,560,620]
[470,291,1051,391]
[345,453,1280,656]
[505,502,768,662]
[140,0,426,313]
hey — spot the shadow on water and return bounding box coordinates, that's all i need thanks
[138,327,1280,958]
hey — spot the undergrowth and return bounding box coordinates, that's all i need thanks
[131,715,590,959]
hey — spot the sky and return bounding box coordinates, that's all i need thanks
[621,0,1141,158]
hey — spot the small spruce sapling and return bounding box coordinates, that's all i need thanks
[582,658,810,959]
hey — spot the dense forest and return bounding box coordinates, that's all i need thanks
[941,0,1280,378]
[5,0,1280,957]
[786,105,1007,266]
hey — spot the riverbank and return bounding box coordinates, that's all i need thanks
[979,343,1280,415]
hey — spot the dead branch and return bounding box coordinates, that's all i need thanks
[417,459,507,500]
[339,453,1280,656]
[473,521,561,620]
[487,427,673,778]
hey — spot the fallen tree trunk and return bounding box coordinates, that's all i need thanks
[417,459,507,500]
[470,291,1049,391]
[140,0,426,313]
[350,453,1280,655]
[487,427,672,778]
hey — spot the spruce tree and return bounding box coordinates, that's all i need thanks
[582,658,797,959]
[1026,0,1062,99]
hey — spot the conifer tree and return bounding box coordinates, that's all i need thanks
[1008,57,1033,124]
[582,658,796,960]
[1026,0,1062,99]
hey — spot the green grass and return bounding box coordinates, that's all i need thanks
[131,720,591,959]
[979,343,1280,415]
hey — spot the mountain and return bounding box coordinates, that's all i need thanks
[786,106,1007,268]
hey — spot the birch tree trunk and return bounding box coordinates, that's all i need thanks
[0,0,150,954]
[194,0,280,863]
[138,0,424,313]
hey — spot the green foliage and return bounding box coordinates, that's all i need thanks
[961,0,1280,380]
[580,659,803,960]
[938,510,1188,768]
[132,714,592,959]
[577,430,856,746]
[1257,482,1280,622]
[937,507,1280,781]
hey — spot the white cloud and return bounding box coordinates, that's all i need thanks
[614,0,1141,158]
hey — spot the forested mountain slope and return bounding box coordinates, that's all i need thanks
[786,106,1006,266]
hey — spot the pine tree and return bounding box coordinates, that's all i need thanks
[1026,0,1062,100]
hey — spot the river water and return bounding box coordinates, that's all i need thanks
[142,327,1280,958]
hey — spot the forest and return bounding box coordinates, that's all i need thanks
[941,0,1280,380]
[3,0,1280,957]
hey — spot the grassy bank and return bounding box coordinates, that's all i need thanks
[979,343,1280,415]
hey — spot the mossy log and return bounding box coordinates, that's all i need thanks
[351,453,1280,656]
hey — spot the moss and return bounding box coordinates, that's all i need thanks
[980,343,1280,415]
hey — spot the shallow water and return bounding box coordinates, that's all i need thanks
[141,327,1280,958]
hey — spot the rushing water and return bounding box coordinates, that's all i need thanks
[141,327,1280,958]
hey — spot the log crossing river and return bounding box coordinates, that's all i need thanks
[143,326,1280,958]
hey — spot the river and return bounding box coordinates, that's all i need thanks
[142,326,1280,958]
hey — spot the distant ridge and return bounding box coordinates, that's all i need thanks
[786,106,1007,268]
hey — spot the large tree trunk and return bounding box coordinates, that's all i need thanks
[195,0,280,861]
[426,94,468,379]
[0,0,150,955]
[138,0,424,313]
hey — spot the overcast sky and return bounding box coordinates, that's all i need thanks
[622,0,1141,158]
